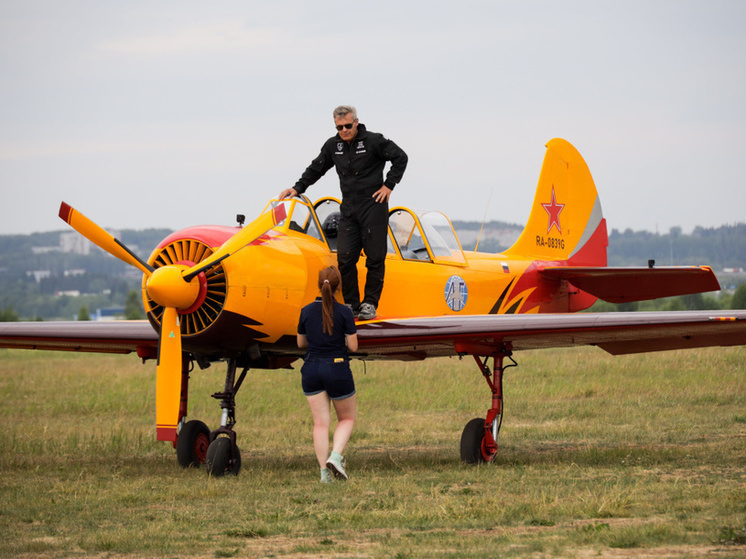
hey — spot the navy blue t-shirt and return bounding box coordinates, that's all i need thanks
[297,298,356,359]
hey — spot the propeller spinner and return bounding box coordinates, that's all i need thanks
[58,201,287,441]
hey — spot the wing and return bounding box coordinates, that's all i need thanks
[4,311,745,361]
[355,310,746,359]
[0,321,158,355]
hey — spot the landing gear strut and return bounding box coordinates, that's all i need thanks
[205,358,246,476]
[459,344,516,464]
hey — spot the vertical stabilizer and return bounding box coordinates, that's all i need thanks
[505,138,607,266]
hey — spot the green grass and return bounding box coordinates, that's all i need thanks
[0,346,744,558]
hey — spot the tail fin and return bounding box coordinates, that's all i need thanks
[505,138,607,266]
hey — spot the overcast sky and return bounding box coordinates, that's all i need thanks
[1,1,744,237]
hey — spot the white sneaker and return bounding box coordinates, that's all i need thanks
[326,453,348,481]
[358,303,376,320]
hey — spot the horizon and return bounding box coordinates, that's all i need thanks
[3,214,744,240]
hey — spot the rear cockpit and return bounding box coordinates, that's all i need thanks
[388,208,467,265]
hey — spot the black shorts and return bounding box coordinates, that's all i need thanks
[301,357,356,400]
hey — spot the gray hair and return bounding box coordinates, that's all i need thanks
[333,105,357,120]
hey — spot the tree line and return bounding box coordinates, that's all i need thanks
[1,223,744,321]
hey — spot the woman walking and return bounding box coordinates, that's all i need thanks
[297,266,358,482]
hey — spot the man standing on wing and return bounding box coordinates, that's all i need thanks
[280,105,408,320]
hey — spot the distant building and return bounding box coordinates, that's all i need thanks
[454,226,522,250]
[60,232,91,255]
[27,270,52,283]
[55,290,81,297]
[94,307,125,321]
[31,246,61,255]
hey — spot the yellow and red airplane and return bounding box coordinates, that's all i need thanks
[1,138,744,475]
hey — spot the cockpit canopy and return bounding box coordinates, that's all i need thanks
[261,196,466,266]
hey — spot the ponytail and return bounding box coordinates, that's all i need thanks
[318,267,341,336]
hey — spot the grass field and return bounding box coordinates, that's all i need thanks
[0,346,744,558]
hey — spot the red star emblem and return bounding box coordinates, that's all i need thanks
[541,186,565,234]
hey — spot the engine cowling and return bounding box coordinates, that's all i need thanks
[143,226,235,336]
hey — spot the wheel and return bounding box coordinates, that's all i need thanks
[460,417,489,464]
[176,420,210,468]
[205,437,242,476]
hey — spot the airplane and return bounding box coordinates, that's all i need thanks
[1,137,744,476]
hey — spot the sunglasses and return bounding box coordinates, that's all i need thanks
[336,123,355,131]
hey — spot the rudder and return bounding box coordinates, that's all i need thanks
[505,138,607,266]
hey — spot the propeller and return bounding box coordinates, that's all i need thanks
[59,202,154,276]
[58,201,287,441]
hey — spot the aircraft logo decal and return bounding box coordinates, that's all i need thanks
[541,186,565,234]
[445,275,468,312]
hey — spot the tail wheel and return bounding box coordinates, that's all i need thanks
[460,418,496,464]
[176,420,211,468]
[144,238,227,336]
[205,437,242,476]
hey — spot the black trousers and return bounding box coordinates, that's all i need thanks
[337,195,389,308]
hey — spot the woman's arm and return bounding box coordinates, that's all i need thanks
[346,333,358,352]
[297,333,308,349]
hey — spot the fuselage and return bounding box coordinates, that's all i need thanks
[141,196,603,363]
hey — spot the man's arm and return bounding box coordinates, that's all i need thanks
[380,137,408,190]
[280,143,335,199]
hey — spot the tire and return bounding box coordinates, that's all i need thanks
[176,420,210,468]
[460,417,487,464]
[205,437,242,476]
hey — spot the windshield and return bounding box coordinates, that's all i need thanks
[418,211,466,264]
[267,199,322,241]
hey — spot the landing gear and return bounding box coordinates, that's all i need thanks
[205,358,247,476]
[206,437,242,476]
[176,420,210,468]
[458,344,516,464]
[460,417,491,463]
[172,357,211,468]
[171,357,247,475]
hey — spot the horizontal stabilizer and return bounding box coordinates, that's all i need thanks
[539,266,720,304]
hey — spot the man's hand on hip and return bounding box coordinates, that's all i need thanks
[372,185,392,203]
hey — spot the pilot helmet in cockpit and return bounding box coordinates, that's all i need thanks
[322,212,341,238]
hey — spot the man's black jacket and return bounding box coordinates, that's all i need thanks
[293,124,408,198]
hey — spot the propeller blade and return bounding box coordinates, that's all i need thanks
[155,306,183,443]
[59,202,154,276]
[183,203,286,282]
